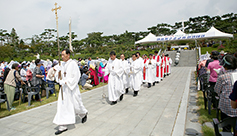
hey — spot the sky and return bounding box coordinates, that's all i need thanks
[0,0,237,41]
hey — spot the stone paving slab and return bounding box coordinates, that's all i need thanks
[0,67,195,136]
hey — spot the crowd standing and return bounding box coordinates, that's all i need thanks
[198,50,237,135]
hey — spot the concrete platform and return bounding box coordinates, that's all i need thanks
[0,67,196,136]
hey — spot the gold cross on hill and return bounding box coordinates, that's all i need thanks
[51,2,61,19]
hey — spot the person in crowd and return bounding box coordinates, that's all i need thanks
[104,51,124,105]
[26,67,33,81]
[20,63,27,84]
[31,59,45,101]
[40,60,46,96]
[214,55,237,132]
[0,61,5,70]
[145,54,156,88]
[53,49,88,135]
[205,51,218,68]
[3,65,10,82]
[120,54,130,93]
[207,51,222,108]
[78,57,82,62]
[4,63,25,110]
[130,54,141,97]
[81,69,93,90]
[98,59,108,83]
[89,62,99,86]
[46,61,57,95]
[153,51,161,83]
[46,59,52,71]
[229,80,237,136]
[87,57,92,69]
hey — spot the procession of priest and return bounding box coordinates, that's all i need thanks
[0,49,173,135]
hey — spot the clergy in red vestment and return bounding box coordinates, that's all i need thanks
[153,51,161,83]
[143,54,148,83]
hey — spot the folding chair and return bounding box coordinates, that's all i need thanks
[0,92,10,111]
[23,81,41,106]
[45,82,57,99]
[213,117,237,136]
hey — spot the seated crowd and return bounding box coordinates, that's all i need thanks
[0,57,107,111]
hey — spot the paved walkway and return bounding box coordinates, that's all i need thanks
[0,67,195,136]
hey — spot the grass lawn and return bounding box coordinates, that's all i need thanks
[197,91,216,136]
[0,82,107,119]
[201,47,218,55]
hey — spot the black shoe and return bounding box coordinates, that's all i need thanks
[125,88,129,94]
[148,83,151,88]
[81,113,87,123]
[133,91,138,97]
[111,101,117,105]
[55,129,68,135]
[120,94,124,101]
[153,82,155,86]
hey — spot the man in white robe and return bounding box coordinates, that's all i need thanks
[120,54,130,94]
[136,52,144,86]
[130,54,142,97]
[153,51,161,83]
[145,54,156,88]
[104,51,124,105]
[53,49,88,135]
[165,54,172,75]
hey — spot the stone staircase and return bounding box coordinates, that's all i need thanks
[164,50,197,67]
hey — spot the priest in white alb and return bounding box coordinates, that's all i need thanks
[53,49,88,135]
[130,54,142,97]
[104,51,124,105]
[145,54,156,88]
[120,54,130,94]
[136,52,144,86]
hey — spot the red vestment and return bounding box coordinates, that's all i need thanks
[163,56,167,74]
[143,58,148,80]
[153,55,160,77]
[167,57,170,74]
[89,68,99,86]
[161,58,164,78]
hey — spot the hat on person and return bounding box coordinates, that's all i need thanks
[81,60,86,66]
[38,60,44,65]
[211,51,219,56]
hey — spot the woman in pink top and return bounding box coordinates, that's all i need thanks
[207,51,222,108]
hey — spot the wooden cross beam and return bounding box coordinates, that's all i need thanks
[51,3,61,19]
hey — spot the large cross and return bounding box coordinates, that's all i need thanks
[51,3,61,19]
[52,2,63,100]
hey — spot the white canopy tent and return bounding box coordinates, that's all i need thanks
[134,33,157,44]
[135,26,234,44]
